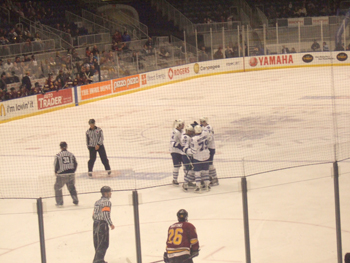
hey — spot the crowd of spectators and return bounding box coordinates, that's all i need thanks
[261,1,336,21]
[2,0,90,46]
[0,23,44,57]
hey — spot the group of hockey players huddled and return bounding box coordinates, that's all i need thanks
[170,117,219,193]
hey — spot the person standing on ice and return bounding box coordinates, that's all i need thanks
[92,186,115,263]
[54,141,78,207]
[169,119,185,185]
[86,119,111,177]
[164,209,199,263]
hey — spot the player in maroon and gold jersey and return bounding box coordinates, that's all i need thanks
[164,209,199,263]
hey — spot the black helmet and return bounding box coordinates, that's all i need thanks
[177,209,188,222]
[88,119,95,124]
[59,141,67,148]
[100,186,112,194]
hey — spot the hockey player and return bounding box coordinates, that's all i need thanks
[200,117,219,186]
[164,209,199,263]
[185,125,211,193]
[169,119,185,185]
[181,125,196,191]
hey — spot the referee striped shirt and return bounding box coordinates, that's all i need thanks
[92,197,113,226]
[54,150,78,174]
[86,127,104,147]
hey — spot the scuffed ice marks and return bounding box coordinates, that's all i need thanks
[216,115,303,144]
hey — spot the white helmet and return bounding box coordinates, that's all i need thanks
[200,117,208,123]
[173,119,184,129]
[185,125,194,133]
[194,125,202,134]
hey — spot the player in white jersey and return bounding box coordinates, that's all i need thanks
[200,117,219,186]
[181,125,196,191]
[186,125,211,193]
[169,119,185,185]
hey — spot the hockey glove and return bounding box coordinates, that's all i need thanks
[163,252,169,263]
[191,249,199,258]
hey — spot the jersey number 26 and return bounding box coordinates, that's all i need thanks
[167,228,183,245]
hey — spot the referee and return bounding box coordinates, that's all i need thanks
[93,186,115,263]
[54,142,78,206]
[86,119,111,176]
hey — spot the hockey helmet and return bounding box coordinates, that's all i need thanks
[177,209,188,222]
[194,125,202,134]
[185,124,194,133]
[59,141,67,148]
[100,186,112,194]
[199,117,208,123]
[173,119,184,129]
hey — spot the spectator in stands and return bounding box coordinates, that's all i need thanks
[122,31,131,42]
[323,42,329,51]
[92,45,99,57]
[345,253,350,263]
[0,73,7,91]
[85,46,91,58]
[290,47,297,53]
[19,85,29,98]
[225,46,233,58]
[9,71,20,83]
[49,57,58,73]
[214,47,224,60]
[142,44,153,56]
[31,82,42,95]
[158,48,170,59]
[311,40,320,52]
[0,89,4,101]
[56,69,66,87]
[3,58,13,72]
[233,43,239,57]
[282,45,290,54]
[24,55,31,62]
[112,31,122,43]
[299,4,307,17]
[22,71,32,91]
[145,37,154,52]
[198,46,208,62]
[7,87,17,100]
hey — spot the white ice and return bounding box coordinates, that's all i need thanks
[1,67,350,263]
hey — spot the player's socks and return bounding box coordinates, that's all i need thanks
[172,166,180,184]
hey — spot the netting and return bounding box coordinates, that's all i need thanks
[1,20,350,263]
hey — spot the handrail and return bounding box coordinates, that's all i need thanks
[0,6,10,23]
[116,10,149,37]
[0,39,57,59]
[82,9,127,36]
[151,0,194,32]
[65,11,110,34]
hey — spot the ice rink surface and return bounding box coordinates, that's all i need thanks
[1,67,350,263]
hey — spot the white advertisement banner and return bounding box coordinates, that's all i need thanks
[288,18,304,27]
[193,57,242,75]
[312,16,329,25]
[246,54,296,69]
[0,95,38,121]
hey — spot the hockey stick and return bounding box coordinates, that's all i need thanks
[151,252,198,263]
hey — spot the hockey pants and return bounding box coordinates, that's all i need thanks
[54,174,78,205]
[93,220,109,263]
[88,145,111,172]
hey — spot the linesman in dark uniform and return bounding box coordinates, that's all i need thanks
[86,119,111,176]
[93,186,115,263]
[54,142,78,207]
